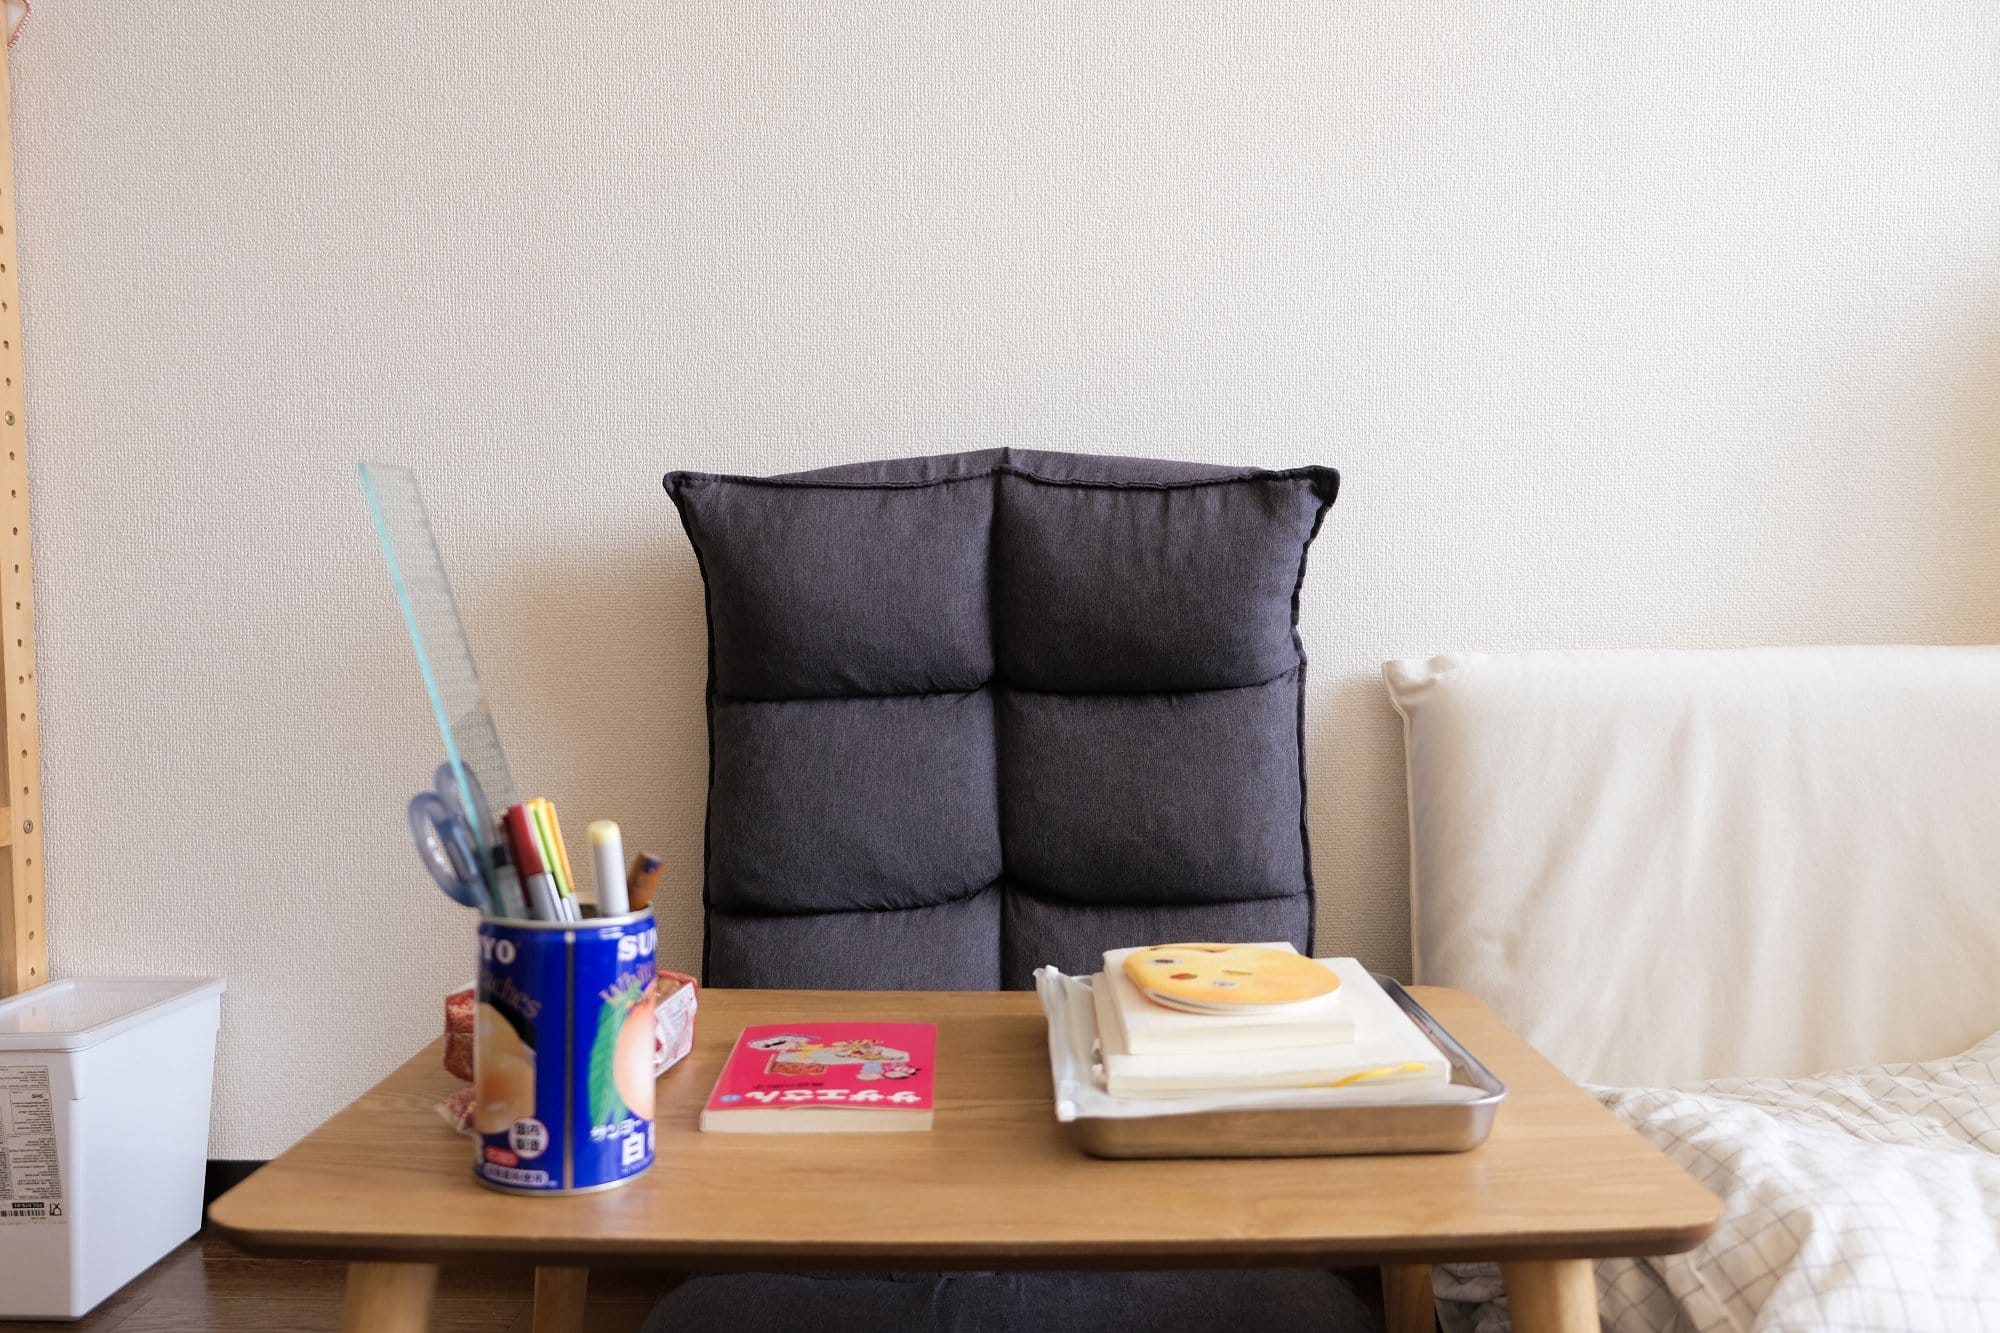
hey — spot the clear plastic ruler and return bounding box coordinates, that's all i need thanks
[358,463,521,895]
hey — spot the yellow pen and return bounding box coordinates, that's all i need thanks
[525,800,568,918]
[532,798,579,917]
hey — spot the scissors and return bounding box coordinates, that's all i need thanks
[408,761,497,912]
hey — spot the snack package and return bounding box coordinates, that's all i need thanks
[437,1084,477,1135]
[443,985,475,1082]
[655,970,699,1075]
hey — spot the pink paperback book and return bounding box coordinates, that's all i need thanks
[699,1022,937,1133]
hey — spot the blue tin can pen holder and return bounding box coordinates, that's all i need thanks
[473,909,658,1196]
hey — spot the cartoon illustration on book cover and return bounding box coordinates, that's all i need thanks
[709,1023,937,1114]
[747,1031,922,1081]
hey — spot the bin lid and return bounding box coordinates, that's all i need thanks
[0,978,226,1051]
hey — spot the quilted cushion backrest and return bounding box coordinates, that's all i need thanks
[667,448,1339,990]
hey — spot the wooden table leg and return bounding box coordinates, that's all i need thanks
[1500,1259,1598,1333]
[1381,1263,1436,1333]
[533,1265,590,1333]
[342,1262,438,1333]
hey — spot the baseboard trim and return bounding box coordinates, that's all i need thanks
[204,1158,267,1207]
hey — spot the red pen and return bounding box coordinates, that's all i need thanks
[505,805,561,921]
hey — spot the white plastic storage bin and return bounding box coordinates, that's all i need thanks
[0,977,225,1319]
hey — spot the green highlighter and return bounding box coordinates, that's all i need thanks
[528,798,579,920]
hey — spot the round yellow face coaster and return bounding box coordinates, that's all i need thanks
[1122,943,1340,1008]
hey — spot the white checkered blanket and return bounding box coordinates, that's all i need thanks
[1435,1031,2000,1332]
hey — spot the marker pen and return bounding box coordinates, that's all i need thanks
[505,804,562,922]
[489,840,530,920]
[588,820,630,917]
[529,799,580,921]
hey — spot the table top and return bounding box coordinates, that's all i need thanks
[210,986,1721,1269]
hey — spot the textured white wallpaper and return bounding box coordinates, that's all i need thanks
[11,2,2000,1156]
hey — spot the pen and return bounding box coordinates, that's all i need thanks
[588,820,630,916]
[489,840,530,920]
[531,798,580,921]
[525,799,572,920]
[505,804,562,922]
[627,853,664,911]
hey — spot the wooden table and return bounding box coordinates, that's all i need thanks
[211,987,1720,1333]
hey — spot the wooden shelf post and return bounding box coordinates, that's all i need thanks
[0,38,45,998]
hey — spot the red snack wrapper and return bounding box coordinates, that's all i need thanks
[654,971,699,1076]
[438,1085,476,1136]
[443,985,475,1083]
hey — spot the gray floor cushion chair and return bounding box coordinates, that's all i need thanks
[649,449,1369,1332]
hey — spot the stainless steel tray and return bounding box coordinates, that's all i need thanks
[1065,975,1506,1159]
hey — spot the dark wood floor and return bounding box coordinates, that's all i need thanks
[9,1231,678,1332]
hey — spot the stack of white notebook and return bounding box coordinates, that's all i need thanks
[1092,943,1451,1098]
